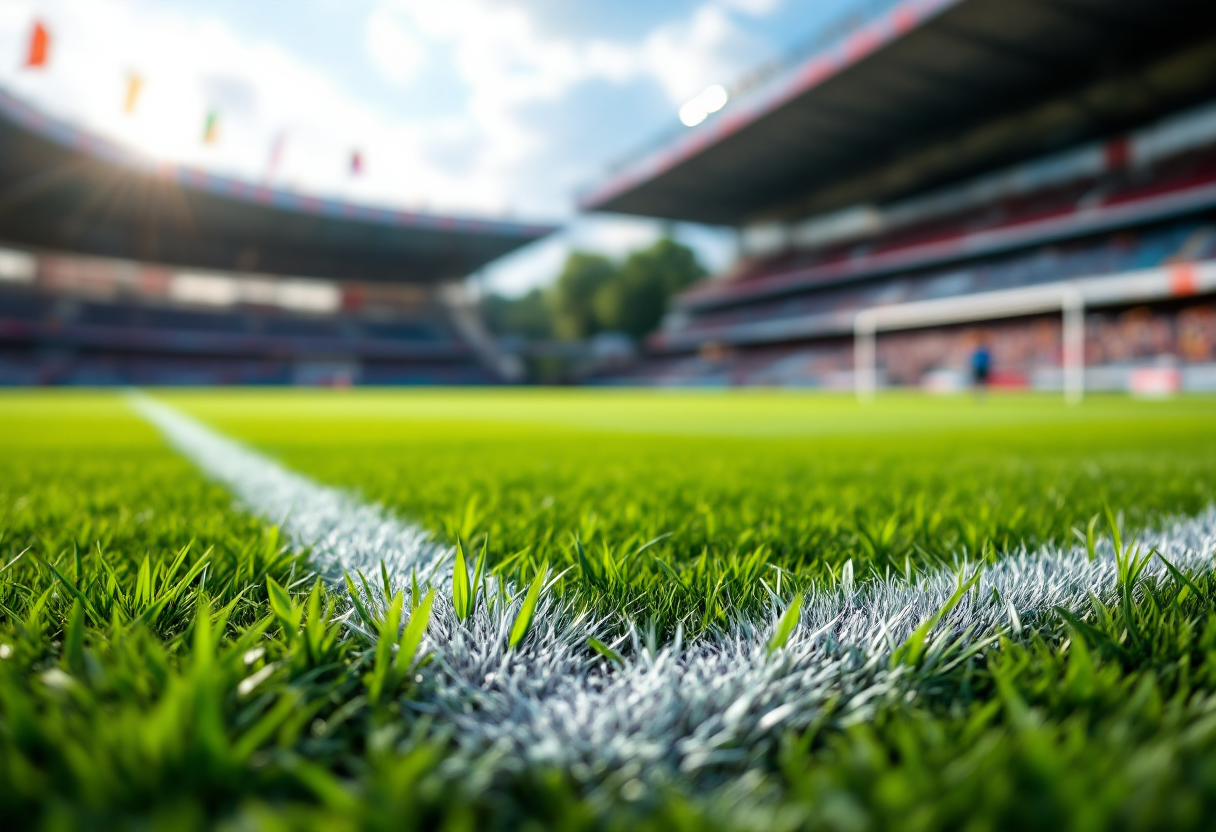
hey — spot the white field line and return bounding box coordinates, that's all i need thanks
[133,394,1216,780]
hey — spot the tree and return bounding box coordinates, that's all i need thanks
[477,239,707,346]
[594,238,705,339]
[481,288,553,340]
[549,252,616,340]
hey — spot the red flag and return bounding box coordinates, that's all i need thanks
[351,150,363,176]
[25,21,50,68]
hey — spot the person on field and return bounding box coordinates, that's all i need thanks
[971,337,991,396]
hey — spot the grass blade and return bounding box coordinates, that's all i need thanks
[452,541,471,621]
[588,637,624,666]
[509,566,546,650]
[398,588,434,671]
[767,592,803,656]
[893,569,981,667]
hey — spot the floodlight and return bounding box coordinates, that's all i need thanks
[679,99,708,127]
[700,84,728,113]
[680,84,729,127]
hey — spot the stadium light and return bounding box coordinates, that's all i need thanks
[700,84,728,113]
[679,84,729,127]
[679,100,707,127]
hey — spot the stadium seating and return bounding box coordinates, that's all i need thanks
[261,317,348,340]
[662,218,1216,345]
[634,126,1216,391]
[145,308,250,334]
[0,284,487,386]
[685,139,1216,310]
[362,321,445,343]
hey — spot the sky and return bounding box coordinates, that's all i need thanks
[0,0,870,295]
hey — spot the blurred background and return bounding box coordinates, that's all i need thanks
[0,0,1214,392]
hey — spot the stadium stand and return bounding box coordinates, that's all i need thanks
[0,273,486,386]
[583,0,1216,394]
[0,87,554,385]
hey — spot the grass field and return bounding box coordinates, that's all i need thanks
[6,389,1216,829]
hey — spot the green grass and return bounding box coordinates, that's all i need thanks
[170,389,1216,634]
[5,389,1216,830]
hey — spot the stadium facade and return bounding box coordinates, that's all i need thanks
[0,88,554,386]
[583,0,1216,394]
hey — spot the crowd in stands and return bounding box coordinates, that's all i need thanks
[0,283,489,386]
[1089,303,1216,366]
[880,302,1216,387]
[624,299,1216,390]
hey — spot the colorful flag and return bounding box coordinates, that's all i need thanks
[25,21,50,68]
[123,73,144,114]
[351,150,363,176]
[203,110,219,145]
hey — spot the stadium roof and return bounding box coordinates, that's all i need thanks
[581,0,1216,226]
[0,89,556,284]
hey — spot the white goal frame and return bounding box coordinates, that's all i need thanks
[854,260,1216,403]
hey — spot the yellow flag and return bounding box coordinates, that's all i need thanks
[124,73,143,114]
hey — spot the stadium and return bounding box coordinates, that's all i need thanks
[6,1,1216,830]
[584,0,1216,394]
[0,88,553,386]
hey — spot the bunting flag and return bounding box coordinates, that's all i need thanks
[25,20,50,68]
[203,110,220,145]
[351,150,364,176]
[123,73,144,114]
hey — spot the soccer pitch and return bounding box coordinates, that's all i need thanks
[6,390,1216,829]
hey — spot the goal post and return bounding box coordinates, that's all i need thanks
[853,261,1216,403]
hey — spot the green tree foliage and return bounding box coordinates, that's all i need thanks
[550,251,617,340]
[481,238,706,343]
[595,238,706,339]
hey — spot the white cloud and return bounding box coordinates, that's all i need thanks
[365,0,774,209]
[370,0,640,205]
[365,6,427,86]
[572,216,667,256]
[641,5,747,104]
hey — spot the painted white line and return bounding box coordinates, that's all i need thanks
[130,394,447,587]
[133,393,1216,779]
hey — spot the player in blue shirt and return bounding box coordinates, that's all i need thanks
[972,340,991,396]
